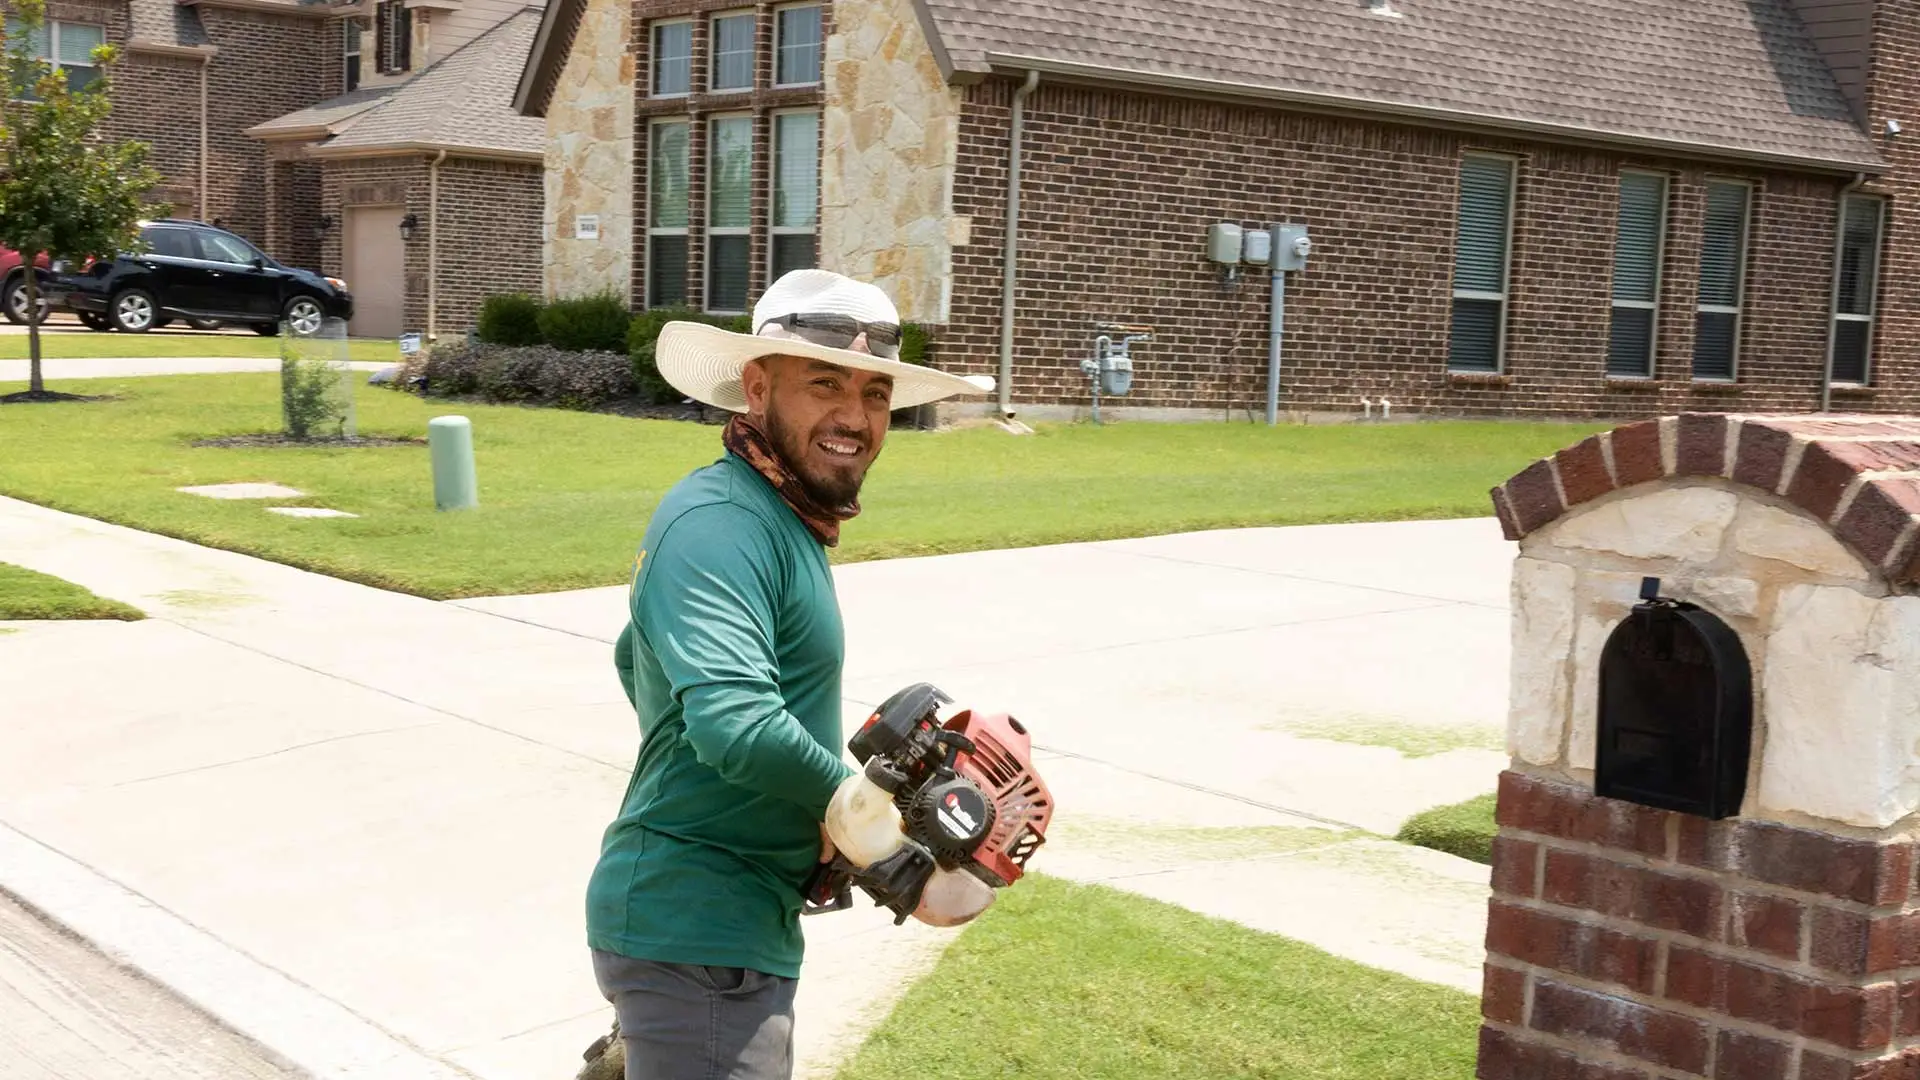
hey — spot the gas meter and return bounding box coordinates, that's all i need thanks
[1082,325,1153,423]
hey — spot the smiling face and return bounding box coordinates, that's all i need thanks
[742,352,895,507]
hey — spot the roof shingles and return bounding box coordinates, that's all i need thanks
[311,7,545,157]
[920,0,1881,168]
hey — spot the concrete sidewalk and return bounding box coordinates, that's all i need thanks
[0,357,391,381]
[0,498,1504,1080]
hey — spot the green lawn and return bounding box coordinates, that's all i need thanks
[0,372,1598,598]
[1395,794,1498,865]
[0,331,401,363]
[0,562,143,620]
[835,875,1479,1080]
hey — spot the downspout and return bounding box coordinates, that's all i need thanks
[428,148,446,339]
[1822,170,1870,413]
[198,53,210,220]
[996,69,1039,420]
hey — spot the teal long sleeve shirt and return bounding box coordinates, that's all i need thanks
[587,452,855,977]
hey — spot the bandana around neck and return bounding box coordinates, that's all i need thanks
[723,414,861,547]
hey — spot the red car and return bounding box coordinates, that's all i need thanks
[2,247,54,325]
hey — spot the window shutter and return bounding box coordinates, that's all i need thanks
[373,1,390,73]
[1453,156,1511,295]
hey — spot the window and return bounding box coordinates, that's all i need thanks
[140,227,195,259]
[343,18,362,91]
[7,19,104,95]
[199,230,262,265]
[1449,154,1515,373]
[647,119,690,308]
[1831,194,1885,385]
[1607,172,1667,379]
[375,0,411,74]
[710,12,754,92]
[775,4,822,86]
[651,19,690,96]
[770,110,820,281]
[1693,181,1750,381]
[707,115,754,312]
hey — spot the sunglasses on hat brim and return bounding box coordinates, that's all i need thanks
[758,312,902,360]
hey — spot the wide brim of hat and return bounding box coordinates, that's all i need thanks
[655,321,994,412]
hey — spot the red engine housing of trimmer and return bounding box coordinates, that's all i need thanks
[940,709,1052,886]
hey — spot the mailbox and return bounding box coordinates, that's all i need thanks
[1595,578,1752,819]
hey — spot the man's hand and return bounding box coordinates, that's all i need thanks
[819,822,836,863]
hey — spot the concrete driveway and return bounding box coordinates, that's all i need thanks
[0,497,1509,1080]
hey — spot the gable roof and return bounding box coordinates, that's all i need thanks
[513,0,583,117]
[916,0,1883,171]
[294,8,545,159]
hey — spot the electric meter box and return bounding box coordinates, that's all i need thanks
[1206,223,1244,264]
[1242,229,1272,266]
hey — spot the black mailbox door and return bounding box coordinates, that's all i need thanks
[1596,596,1752,819]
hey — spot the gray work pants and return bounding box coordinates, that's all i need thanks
[591,950,798,1080]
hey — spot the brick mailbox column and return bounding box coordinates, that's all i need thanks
[1481,414,1920,1080]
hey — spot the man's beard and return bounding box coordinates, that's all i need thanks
[765,408,872,509]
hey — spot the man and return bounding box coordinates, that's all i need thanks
[586,269,992,1080]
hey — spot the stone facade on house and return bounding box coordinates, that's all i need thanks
[541,0,630,301]
[1481,414,1920,1078]
[819,0,961,324]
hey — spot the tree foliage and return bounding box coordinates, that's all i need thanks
[0,0,161,396]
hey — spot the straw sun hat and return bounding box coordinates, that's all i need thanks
[654,269,995,412]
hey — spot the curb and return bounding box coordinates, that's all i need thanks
[0,822,472,1080]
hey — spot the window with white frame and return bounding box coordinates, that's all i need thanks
[1607,171,1668,379]
[1693,181,1750,381]
[771,110,820,281]
[707,115,754,312]
[651,19,690,96]
[710,12,754,92]
[343,18,363,91]
[1448,154,1515,373]
[1831,193,1885,385]
[774,4,822,86]
[647,118,690,308]
[6,19,105,95]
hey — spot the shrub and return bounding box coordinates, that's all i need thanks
[281,355,352,439]
[1393,793,1496,865]
[629,308,749,404]
[539,291,631,353]
[898,322,929,366]
[409,340,634,411]
[475,293,544,347]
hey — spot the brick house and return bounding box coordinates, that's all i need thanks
[513,0,1920,420]
[15,0,543,338]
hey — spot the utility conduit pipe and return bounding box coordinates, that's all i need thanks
[996,70,1040,420]
[428,148,446,340]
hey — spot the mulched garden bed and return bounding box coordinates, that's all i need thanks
[1,390,116,404]
[192,433,427,449]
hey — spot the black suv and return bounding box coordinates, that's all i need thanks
[48,219,354,336]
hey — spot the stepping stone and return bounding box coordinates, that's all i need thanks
[266,507,358,519]
[177,483,306,500]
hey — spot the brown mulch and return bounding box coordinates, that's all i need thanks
[191,433,428,448]
[0,390,115,404]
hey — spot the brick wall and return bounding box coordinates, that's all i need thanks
[198,8,339,248]
[944,79,1872,420]
[321,156,427,330]
[1485,771,1920,1079]
[110,52,204,215]
[432,158,543,331]
[1857,4,1920,418]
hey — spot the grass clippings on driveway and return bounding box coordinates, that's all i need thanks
[0,372,1600,598]
[834,875,1479,1080]
[0,563,143,620]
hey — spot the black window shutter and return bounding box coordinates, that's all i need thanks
[373,1,390,74]
[396,4,411,71]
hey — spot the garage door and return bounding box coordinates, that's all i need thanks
[344,206,405,340]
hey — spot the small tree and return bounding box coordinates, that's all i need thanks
[0,0,160,400]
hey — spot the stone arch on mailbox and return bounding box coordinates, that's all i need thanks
[1479,414,1920,1080]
